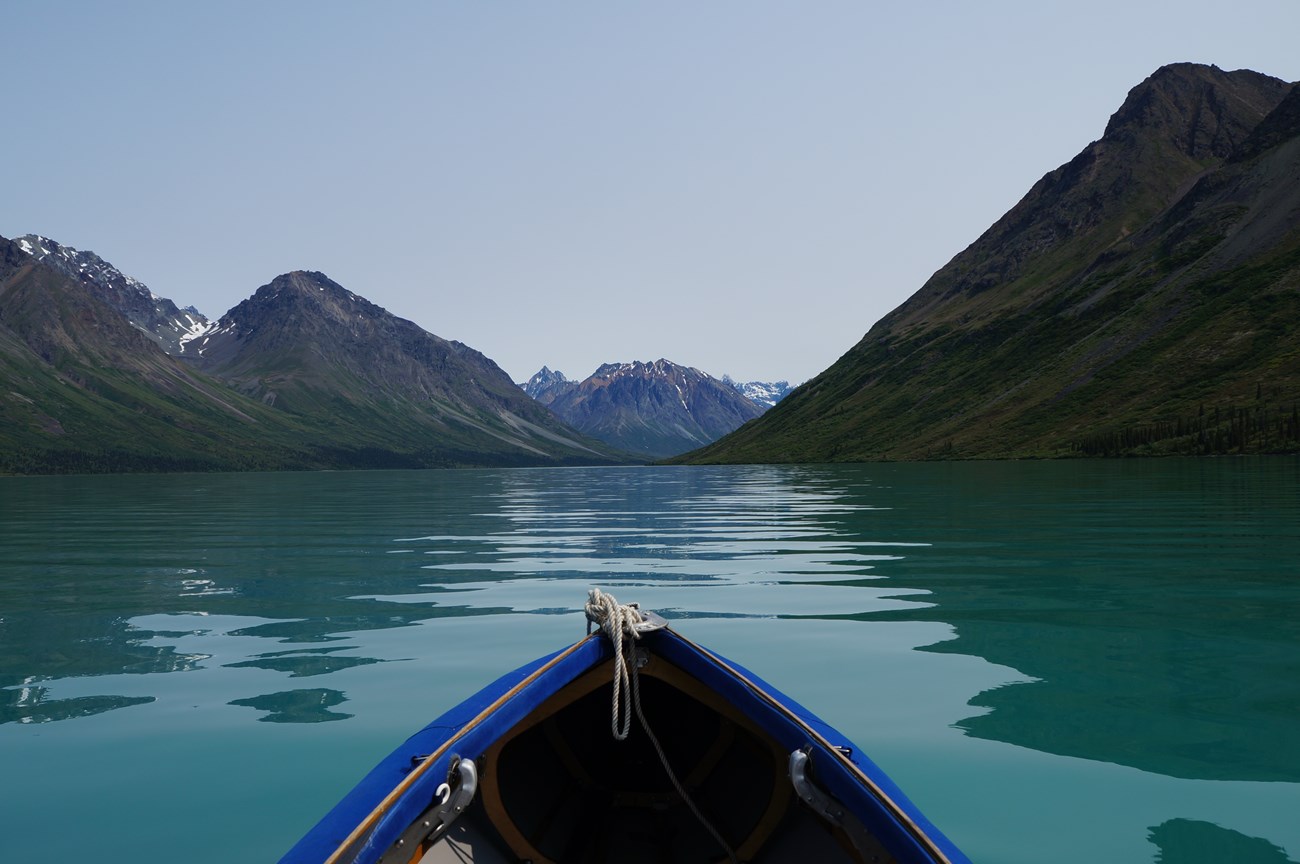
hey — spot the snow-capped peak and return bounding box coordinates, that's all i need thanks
[14,233,211,356]
[722,375,796,407]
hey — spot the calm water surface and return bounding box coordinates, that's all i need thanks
[1,460,1297,863]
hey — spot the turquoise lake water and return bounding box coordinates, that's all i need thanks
[1,460,1298,863]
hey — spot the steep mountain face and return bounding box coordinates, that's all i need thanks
[15,234,212,355]
[187,270,621,466]
[682,64,1300,463]
[722,376,796,407]
[538,359,765,459]
[521,366,577,406]
[0,235,308,473]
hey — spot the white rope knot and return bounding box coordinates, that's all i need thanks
[584,589,645,741]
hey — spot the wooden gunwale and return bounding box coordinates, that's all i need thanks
[323,635,598,864]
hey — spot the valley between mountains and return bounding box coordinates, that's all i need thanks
[0,236,783,472]
[3,63,1298,474]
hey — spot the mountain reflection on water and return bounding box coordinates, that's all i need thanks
[229,688,353,723]
[1,461,1298,864]
[1149,819,1298,864]
[3,462,1298,778]
[841,459,1300,784]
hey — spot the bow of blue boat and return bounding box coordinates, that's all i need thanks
[281,598,970,864]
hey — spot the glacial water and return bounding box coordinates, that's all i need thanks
[1,460,1298,863]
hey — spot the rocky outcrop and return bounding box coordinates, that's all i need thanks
[521,366,578,406]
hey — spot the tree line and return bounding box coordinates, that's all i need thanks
[1072,400,1300,457]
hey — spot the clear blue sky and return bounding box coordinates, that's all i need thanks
[5,1,1299,384]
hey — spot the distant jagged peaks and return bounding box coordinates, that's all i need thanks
[721,375,795,408]
[1,234,170,368]
[525,365,567,386]
[524,362,795,413]
[521,366,575,406]
[15,234,151,297]
[14,233,213,355]
[590,359,693,379]
[525,359,766,459]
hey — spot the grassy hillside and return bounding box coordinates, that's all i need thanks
[0,243,319,473]
[679,65,1300,463]
[1,246,626,473]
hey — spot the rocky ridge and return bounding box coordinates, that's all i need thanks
[520,366,577,406]
[680,64,1300,463]
[530,359,765,459]
[15,234,212,355]
[184,270,621,464]
[1,241,626,471]
[721,376,796,407]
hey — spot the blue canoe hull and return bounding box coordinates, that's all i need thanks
[281,626,971,864]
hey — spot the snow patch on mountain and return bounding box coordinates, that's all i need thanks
[177,314,218,353]
[520,366,576,406]
[524,359,766,459]
[721,376,796,407]
[15,233,210,356]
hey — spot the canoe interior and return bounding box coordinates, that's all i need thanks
[397,650,894,864]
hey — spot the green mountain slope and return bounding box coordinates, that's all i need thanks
[680,64,1300,463]
[0,237,317,472]
[1,242,626,472]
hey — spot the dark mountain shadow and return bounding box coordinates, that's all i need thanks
[1149,818,1297,864]
[229,688,352,723]
[800,460,1300,783]
[0,689,154,724]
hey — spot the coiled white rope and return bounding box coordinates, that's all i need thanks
[583,589,739,863]
[584,588,645,741]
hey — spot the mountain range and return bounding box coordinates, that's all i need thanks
[0,240,624,472]
[7,62,1297,473]
[521,360,766,459]
[681,63,1300,463]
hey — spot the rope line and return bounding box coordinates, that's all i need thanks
[629,655,739,864]
[584,588,643,740]
[584,589,739,864]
